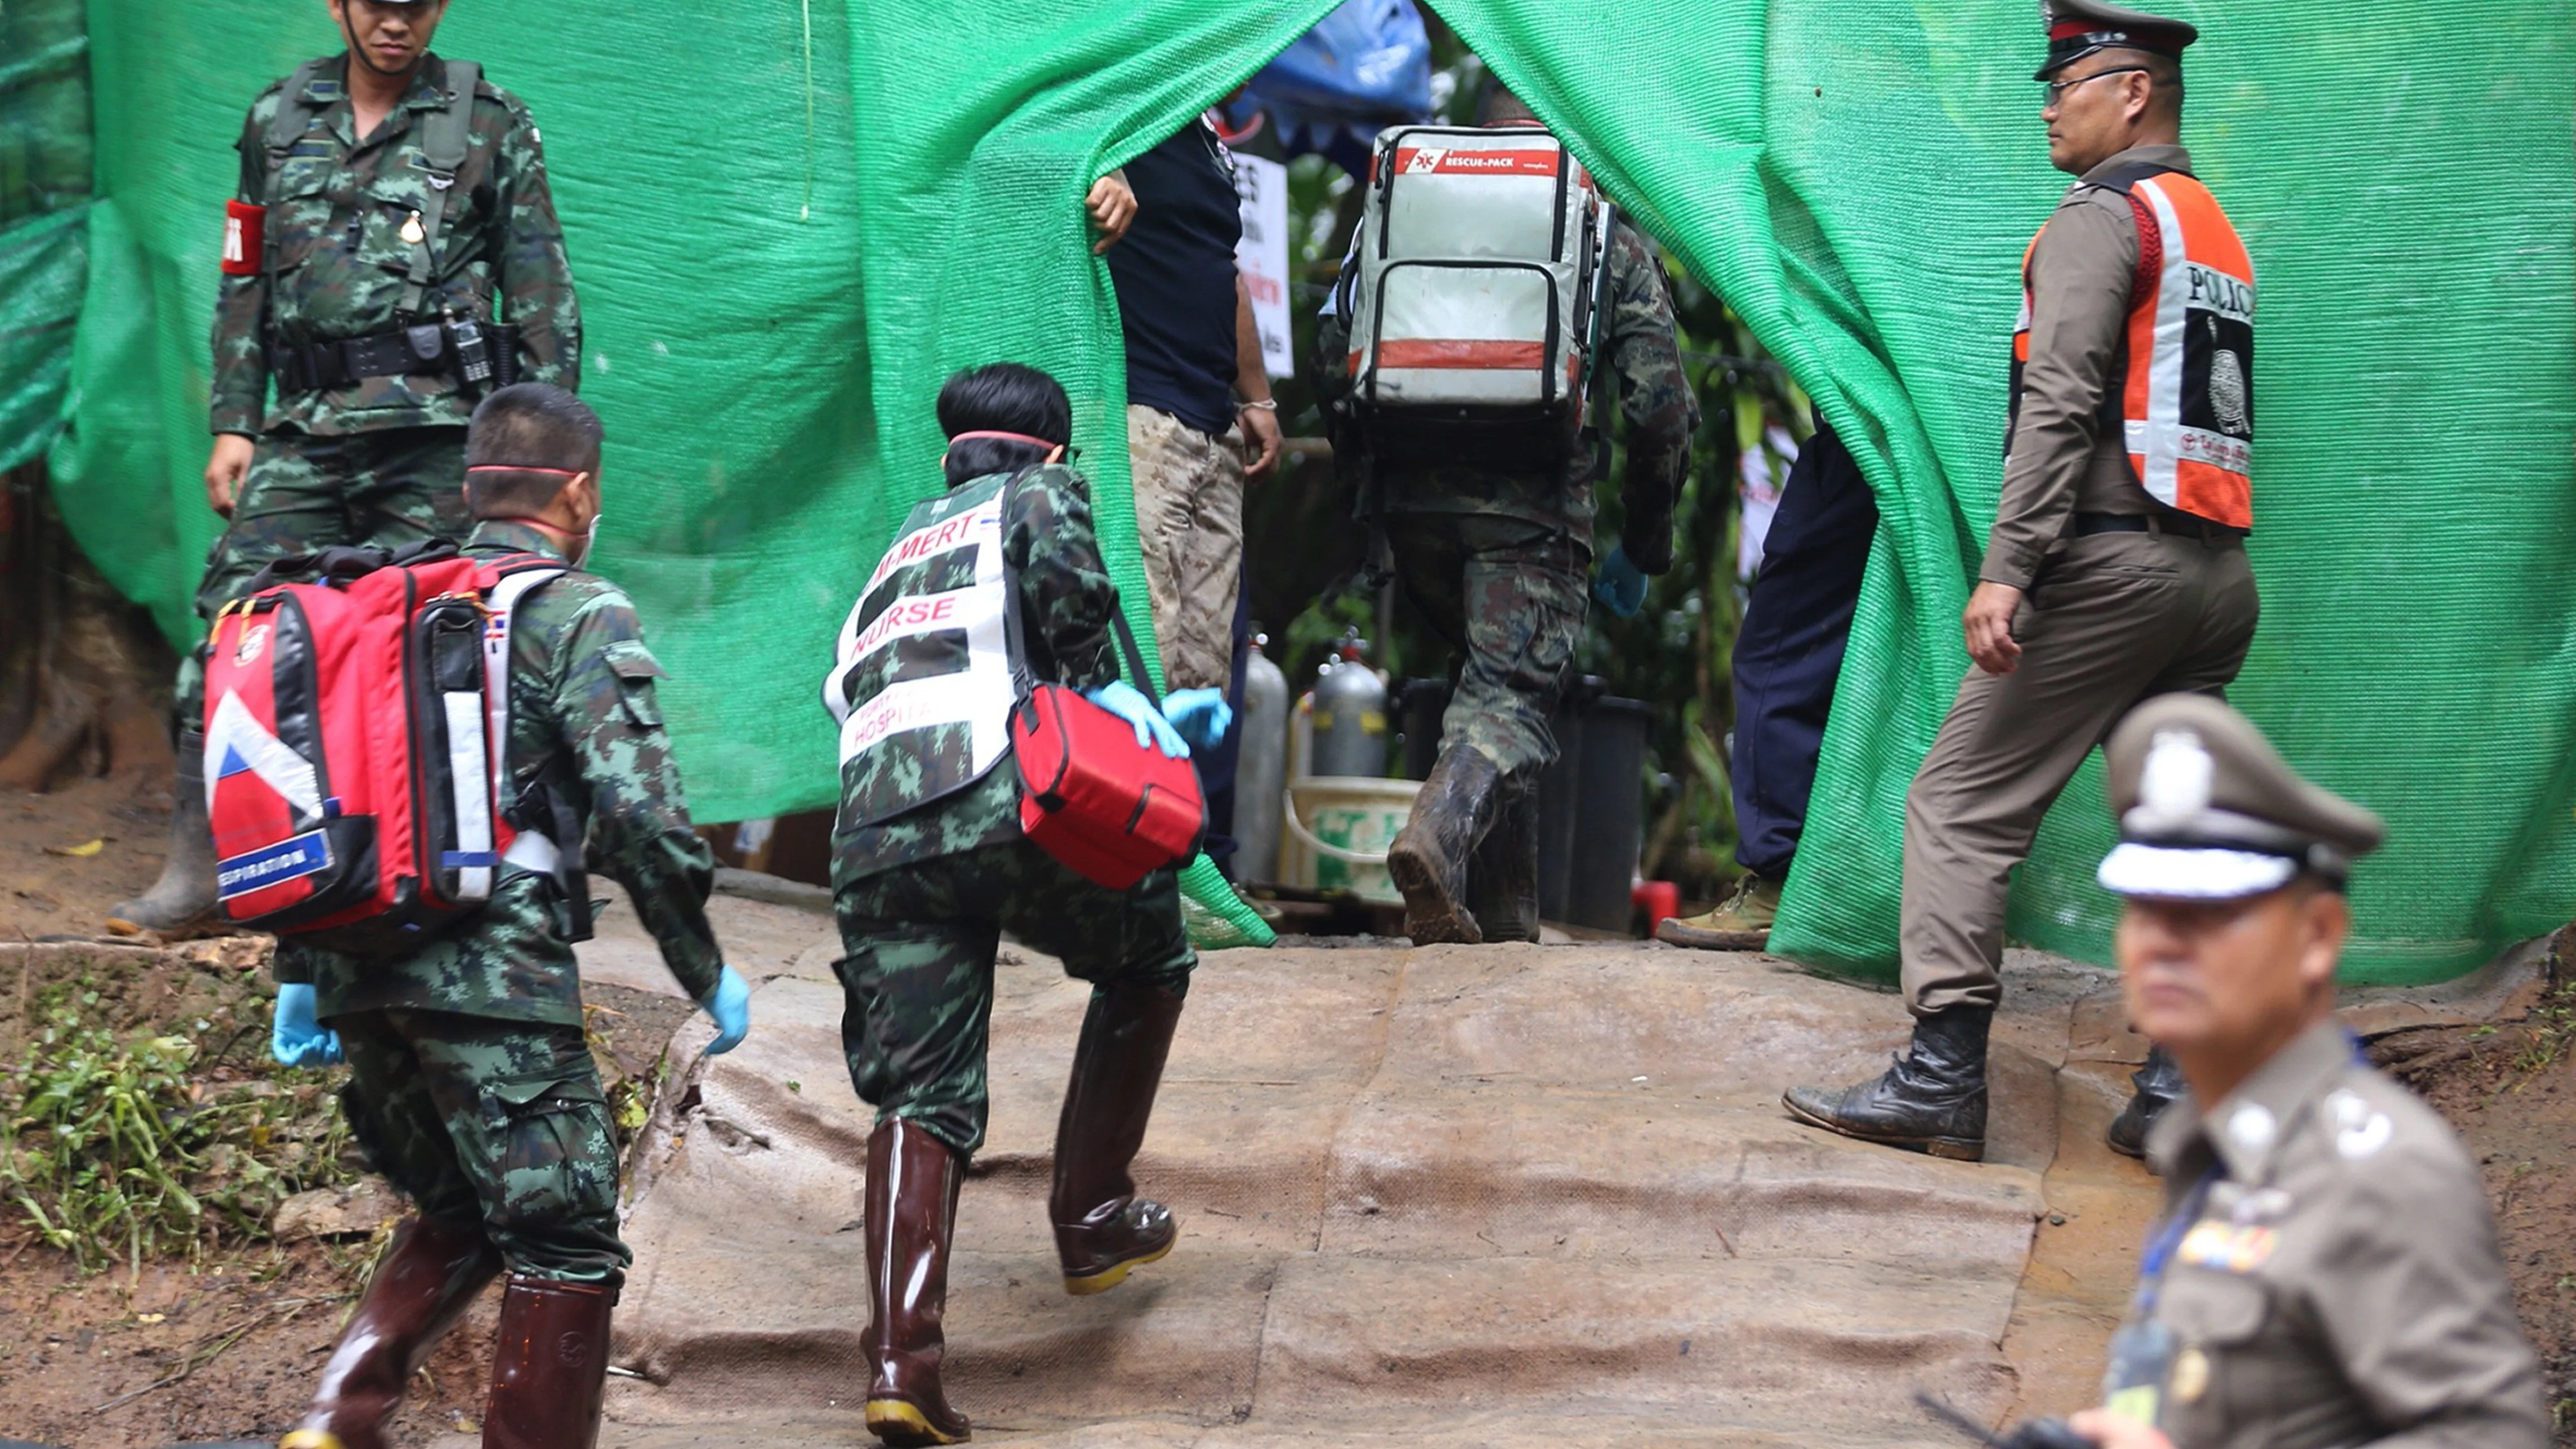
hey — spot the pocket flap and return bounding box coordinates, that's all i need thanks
[487,1071,607,1115]
[2162,1268,2269,1344]
[603,639,667,680]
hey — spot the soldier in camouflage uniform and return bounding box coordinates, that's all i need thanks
[117,0,581,934]
[1316,84,1698,946]
[820,364,1226,1447]
[267,386,747,1449]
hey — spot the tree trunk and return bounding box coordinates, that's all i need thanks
[0,462,176,792]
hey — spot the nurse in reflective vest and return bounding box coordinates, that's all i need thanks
[1785,0,2263,1165]
[819,362,1230,1447]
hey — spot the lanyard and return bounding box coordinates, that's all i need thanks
[2133,1166,2223,1313]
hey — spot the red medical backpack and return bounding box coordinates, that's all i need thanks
[201,543,565,953]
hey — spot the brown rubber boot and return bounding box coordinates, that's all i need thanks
[481,1276,614,1449]
[279,1215,501,1449]
[1386,746,1503,945]
[108,725,221,937]
[1655,873,1783,951]
[1464,781,1540,944]
[864,1119,971,1446]
[1051,983,1186,1295]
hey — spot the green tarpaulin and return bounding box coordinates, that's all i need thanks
[34,1,2576,979]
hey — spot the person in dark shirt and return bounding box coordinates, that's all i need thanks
[1099,117,1281,695]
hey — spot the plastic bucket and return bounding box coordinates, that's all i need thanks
[1280,778,1421,904]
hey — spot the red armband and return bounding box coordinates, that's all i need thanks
[221,200,265,276]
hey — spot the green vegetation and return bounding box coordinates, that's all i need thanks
[0,976,356,1276]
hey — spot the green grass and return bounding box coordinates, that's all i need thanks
[0,994,356,1277]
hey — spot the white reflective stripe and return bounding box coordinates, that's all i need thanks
[205,690,324,820]
[821,592,868,725]
[830,487,1015,775]
[444,690,493,900]
[502,830,560,875]
[2131,177,2191,508]
[834,665,1018,769]
[479,567,565,871]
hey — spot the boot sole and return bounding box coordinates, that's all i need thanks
[1386,844,1482,946]
[1061,1234,1174,1296]
[1781,1094,1984,1162]
[1654,921,1771,951]
[279,1433,349,1449]
[866,1398,971,1446]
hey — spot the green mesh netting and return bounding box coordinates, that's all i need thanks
[37,1,2576,979]
[0,0,91,473]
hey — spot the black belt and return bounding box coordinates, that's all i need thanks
[271,323,520,395]
[2073,511,2244,542]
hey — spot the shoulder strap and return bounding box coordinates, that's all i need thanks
[398,59,481,319]
[2074,160,2176,311]
[996,469,1163,706]
[261,59,332,179]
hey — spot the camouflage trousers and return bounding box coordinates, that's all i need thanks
[1386,513,1588,782]
[831,837,1197,1157]
[333,1008,628,1284]
[176,426,470,715]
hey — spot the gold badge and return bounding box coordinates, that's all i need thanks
[400,210,426,246]
[2169,1347,2212,1404]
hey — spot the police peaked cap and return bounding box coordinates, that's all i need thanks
[2096,694,2386,901]
[2038,0,2199,79]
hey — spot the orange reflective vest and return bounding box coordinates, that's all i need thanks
[2011,163,2255,529]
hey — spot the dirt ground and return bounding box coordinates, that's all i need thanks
[0,923,689,1448]
[2,778,2571,1446]
[3,770,175,943]
[2371,988,2576,1440]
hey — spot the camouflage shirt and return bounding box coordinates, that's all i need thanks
[283,520,724,1026]
[209,54,580,438]
[829,465,1121,885]
[1319,217,1698,571]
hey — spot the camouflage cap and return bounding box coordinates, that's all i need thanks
[2097,694,2386,900]
[2037,0,2198,79]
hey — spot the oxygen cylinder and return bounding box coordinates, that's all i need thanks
[1309,630,1389,778]
[1231,638,1288,883]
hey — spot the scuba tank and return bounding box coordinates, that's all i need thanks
[1231,635,1289,883]
[1308,629,1389,778]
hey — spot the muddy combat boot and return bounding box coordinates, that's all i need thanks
[1386,746,1502,945]
[1655,873,1782,951]
[864,1119,971,1446]
[482,1276,614,1449]
[1463,781,1540,944]
[1052,982,1186,1295]
[2106,1046,2185,1165]
[108,724,220,936]
[280,1215,501,1449]
[1782,1007,1993,1161]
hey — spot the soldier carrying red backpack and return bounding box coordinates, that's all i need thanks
[237,384,750,1449]
[819,363,1229,1446]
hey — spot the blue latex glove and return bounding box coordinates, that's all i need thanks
[1163,688,1234,753]
[1592,543,1649,618]
[699,965,752,1055]
[1086,680,1191,759]
[271,984,344,1068]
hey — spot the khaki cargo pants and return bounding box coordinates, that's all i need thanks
[1128,404,1244,693]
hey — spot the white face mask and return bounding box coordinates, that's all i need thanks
[575,511,602,568]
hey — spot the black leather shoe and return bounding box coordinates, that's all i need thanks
[1783,1007,1993,1161]
[2105,1046,2184,1167]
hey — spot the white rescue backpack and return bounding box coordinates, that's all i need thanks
[1338,123,1613,463]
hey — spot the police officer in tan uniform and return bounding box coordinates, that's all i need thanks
[1788,0,2260,1162]
[2055,694,2548,1449]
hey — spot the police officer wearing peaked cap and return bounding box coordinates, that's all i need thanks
[1787,0,2261,1163]
[2048,693,2550,1449]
